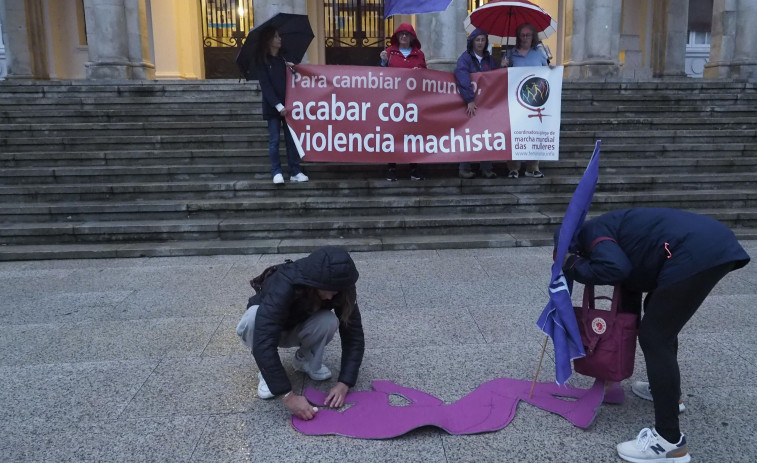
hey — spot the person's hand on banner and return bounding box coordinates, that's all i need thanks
[379,49,388,65]
[466,101,477,117]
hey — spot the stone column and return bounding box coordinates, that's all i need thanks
[0,7,6,79]
[84,0,152,79]
[704,0,757,80]
[124,0,155,79]
[83,0,131,78]
[416,0,468,72]
[0,0,35,79]
[563,0,621,79]
[650,0,688,77]
[254,0,300,23]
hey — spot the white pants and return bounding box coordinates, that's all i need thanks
[236,305,338,371]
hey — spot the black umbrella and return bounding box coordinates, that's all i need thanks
[236,13,315,81]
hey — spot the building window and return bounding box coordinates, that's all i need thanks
[687,30,710,46]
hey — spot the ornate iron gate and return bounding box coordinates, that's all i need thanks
[324,0,394,66]
[201,0,254,79]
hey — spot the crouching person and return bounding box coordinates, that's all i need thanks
[237,246,364,420]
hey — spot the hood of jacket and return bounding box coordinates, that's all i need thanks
[292,246,359,291]
[467,27,489,53]
[390,23,421,50]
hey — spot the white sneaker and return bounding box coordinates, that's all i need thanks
[290,172,309,182]
[272,173,284,184]
[632,381,685,413]
[617,427,690,463]
[292,350,331,381]
[257,372,274,399]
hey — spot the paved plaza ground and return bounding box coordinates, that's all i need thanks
[1,243,756,462]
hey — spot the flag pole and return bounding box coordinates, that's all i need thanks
[529,335,549,398]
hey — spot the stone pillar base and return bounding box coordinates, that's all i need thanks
[426,59,458,73]
[563,60,620,79]
[703,60,757,80]
[85,61,155,80]
[86,62,131,79]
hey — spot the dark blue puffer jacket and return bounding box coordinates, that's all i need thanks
[563,208,750,292]
[249,246,364,396]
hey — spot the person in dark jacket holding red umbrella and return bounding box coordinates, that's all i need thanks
[236,246,364,420]
[379,23,427,181]
[561,208,750,463]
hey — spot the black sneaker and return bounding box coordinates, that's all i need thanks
[410,169,424,181]
[386,167,398,181]
[481,169,497,179]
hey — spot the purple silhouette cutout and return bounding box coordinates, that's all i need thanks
[293,378,625,438]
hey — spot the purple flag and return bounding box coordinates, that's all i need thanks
[536,141,601,385]
[384,0,453,18]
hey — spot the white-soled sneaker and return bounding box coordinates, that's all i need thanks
[272,173,284,184]
[617,427,690,463]
[290,172,309,182]
[257,372,274,399]
[292,351,332,381]
[632,381,685,413]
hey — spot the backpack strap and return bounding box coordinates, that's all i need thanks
[250,259,293,294]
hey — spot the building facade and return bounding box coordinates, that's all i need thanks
[0,0,755,81]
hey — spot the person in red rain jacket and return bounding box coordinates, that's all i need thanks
[379,23,426,181]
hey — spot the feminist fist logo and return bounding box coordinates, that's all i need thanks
[516,75,551,122]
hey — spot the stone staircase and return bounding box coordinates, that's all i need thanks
[0,79,755,260]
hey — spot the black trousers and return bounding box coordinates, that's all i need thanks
[637,261,737,442]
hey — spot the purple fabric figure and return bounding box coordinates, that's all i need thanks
[292,378,624,439]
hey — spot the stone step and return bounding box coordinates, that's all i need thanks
[2,208,755,246]
[1,172,754,203]
[1,130,754,153]
[2,143,755,167]
[2,156,756,184]
[2,223,757,261]
[1,103,754,125]
[1,189,755,223]
[0,108,757,124]
[1,78,752,95]
[2,116,755,139]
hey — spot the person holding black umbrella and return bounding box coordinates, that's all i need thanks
[256,27,309,184]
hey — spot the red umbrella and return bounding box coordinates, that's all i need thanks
[464,0,557,46]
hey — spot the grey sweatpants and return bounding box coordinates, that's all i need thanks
[236,305,338,371]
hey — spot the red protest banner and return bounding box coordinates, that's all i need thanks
[285,64,561,163]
